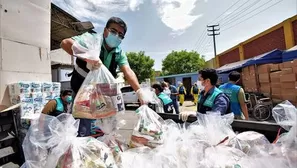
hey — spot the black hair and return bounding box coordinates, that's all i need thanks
[60,90,72,97]
[106,17,127,34]
[152,83,164,92]
[199,68,218,86]
[229,71,241,82]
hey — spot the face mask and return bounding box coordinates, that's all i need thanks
[66,96,73,103]
[105,32,122,48]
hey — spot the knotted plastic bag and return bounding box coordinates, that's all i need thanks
[130,105,165,148]
[72,33,125,119]
[21,113,117,168]
[272,101,297,167]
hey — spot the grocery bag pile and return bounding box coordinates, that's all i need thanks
[21,33,296,168]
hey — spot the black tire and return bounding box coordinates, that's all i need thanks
[252,104,271,121]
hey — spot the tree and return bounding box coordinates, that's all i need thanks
[126,51,155,82]
[162,50,205,75]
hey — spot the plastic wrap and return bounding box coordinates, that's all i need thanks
[130,105,165,148]
[22,113,117,168]
[72,33,124,119]
[272,101,297,167]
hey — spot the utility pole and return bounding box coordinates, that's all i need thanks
[207,25,220,57]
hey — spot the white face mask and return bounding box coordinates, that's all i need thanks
[196,81,205,91]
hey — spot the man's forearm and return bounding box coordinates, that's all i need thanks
[241,104,249,120]
[61,38,74,56]
[122,67,141,91]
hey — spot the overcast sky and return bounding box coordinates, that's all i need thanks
[53,0,297,70]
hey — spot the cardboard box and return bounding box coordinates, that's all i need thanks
[242,67,249,75]
[281,94,297,102]
[281,68,293,75]
[260,83,271,93]
[270,71,282,83]
[270,64,280,72]
[271,87,281,94]
[249,66,256,74]
[281,82,296,89]
[258,73,270,83]
[281,61,294,68]
[271,83,281,88]
[281,88,297,95]
[271,94,282,99]
[257,64,272,74]
[280,74,297,82]
[293,67,297,74]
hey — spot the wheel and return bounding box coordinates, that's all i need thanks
[252,104,271,121]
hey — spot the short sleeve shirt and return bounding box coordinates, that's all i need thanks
[71,32,129,68]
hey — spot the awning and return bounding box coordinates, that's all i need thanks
[282,45,297,62]
[217,59,250,73]
[243,49,283,67]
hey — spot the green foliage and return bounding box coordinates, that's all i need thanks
[162,50,205,75]
[126,51,155,82]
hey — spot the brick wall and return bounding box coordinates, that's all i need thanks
[219,48,240,66]
[243,27,286,59]
[293,20,297,45]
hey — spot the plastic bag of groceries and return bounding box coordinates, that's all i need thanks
[72,33,125,119]
[129,105,165,148]
[272,101,297,167]
[21,113,117,168]
[95,116,128,164]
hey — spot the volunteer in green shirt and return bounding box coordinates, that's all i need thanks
[61,17,145,137]
[152,83,174,113]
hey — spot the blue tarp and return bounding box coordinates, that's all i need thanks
[243,49,283,67]
[217,49,283,74]
[216,59,250,73]
[282,45,297,62]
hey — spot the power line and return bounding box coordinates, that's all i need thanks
[221,0,284,32]
[196,32,209,51]
[193,0,245,52]
[215,0,250,24]
[220,0,266,27]
[208,0,242,24]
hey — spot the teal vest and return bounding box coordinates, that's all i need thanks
[158,92,173,105]
[219,83,241,115]
[53,97,65,116]
[199,87,222,108]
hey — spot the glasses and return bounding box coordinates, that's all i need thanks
[108,28,125,40]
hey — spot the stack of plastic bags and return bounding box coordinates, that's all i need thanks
[21,114,117,168]
[120,101,297,168]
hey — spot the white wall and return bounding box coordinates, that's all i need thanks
[50,48,72,65]
[0,0,51,106]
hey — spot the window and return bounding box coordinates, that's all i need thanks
[121,86,133,93]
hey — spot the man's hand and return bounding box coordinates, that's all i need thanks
[178,111,197,122]
[136,88,145,105]
[86,59,102,70]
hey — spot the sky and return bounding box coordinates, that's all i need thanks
[52,0,297,71]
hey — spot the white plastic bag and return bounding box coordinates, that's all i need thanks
[22,113,117,168]
[130,105,165,148]
[72,33,125,119]
[71,33,102,61]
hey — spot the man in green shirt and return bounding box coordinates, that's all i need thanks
[61,17,145,137]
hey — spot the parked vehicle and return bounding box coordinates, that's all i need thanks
[121,86,140,106]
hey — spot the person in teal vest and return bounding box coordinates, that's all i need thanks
[42,90,73,117]
[179,68,231,122]
[219,71,249,120]
[152,83,174,113]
